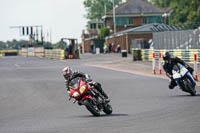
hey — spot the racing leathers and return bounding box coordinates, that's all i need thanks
[163,56,194,89]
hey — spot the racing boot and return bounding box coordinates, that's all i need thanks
[95,82,110,103]
[169,80,176,90]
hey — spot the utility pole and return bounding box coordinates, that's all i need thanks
[112,0,116,34]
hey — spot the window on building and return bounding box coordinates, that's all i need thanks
[98,24,102,29]
[143,16,162,24]
[90,23,97,29]
[128,18,134,25]
[115,17,134,26]
[116,17,128,26]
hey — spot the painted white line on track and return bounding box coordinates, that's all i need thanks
[88,64,200,86]
[14,64,20,67]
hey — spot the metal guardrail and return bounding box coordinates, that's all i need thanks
[132,48,200,63]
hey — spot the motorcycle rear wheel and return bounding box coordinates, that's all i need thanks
[84,98,100,116]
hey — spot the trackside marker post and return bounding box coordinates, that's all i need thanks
[194,54,198,81]
[152,52,156,74]
[159,52,162,74]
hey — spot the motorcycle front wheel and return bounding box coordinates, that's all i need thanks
[183,78,196,96]
[103,104,113,115]
[84,98,100,116]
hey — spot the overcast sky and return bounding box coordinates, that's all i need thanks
[0,0,87,43]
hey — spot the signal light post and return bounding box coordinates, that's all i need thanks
[10,25,44,46]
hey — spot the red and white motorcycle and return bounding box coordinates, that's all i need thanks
[67,77,112,116]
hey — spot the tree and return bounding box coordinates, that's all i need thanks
[53,41,67,49]
[100,27,110,40]
[148,0,200,28]
[0,41,6,50]
[169,0,200,28]
[83,0,122,20]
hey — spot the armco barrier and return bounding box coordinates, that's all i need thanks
[35,47,45,57]
[19,47,45,57]
[45,49,65,60]
[0,49,18,56]
[132,48,200,63]
[19,48,64,59]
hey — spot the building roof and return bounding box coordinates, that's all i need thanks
[107,0,166,16]
[106,23,183,38]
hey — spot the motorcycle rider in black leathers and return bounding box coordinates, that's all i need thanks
[62,66,110,102]
[162,52,196,89]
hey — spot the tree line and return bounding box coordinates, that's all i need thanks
[151,0,200,28]
[0,39,68,50]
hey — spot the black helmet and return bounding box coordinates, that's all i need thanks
[163,52,171,61]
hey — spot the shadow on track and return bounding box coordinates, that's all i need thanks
[170,94,200,98]
[75,113,129,118]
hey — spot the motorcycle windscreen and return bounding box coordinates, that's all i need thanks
[172,71,181,79]
[172,65,181,79]
[69,77,80,90]
[179,65,188,77]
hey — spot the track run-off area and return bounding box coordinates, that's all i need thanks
[0,55,200,133]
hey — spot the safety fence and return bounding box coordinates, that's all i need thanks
[20,47,45,57]
[44,49,65,60]
[0,48,65,60]
[0,49,18,56]
[18,47,65,60]
[132,48,200,63]
[152,28,200,49]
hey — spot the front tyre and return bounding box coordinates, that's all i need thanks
[185,78,196,96]
[103,104,113,115]
[84,98,100,116]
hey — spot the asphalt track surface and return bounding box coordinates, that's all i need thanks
[0,55,200,133]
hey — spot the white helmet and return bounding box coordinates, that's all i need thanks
[62,66,73,79]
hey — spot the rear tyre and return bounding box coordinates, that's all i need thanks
[103,104,113,115]
[84,99,100,116]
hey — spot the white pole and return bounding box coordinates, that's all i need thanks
[112,0,116,34]
[194,54,198,81]
[152,52,156,74]
[159,52,162,74]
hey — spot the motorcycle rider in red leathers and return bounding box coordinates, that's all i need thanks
[62,66,110,102]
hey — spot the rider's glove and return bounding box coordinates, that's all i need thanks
[85,74,90,79]
[66,87,70,94]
